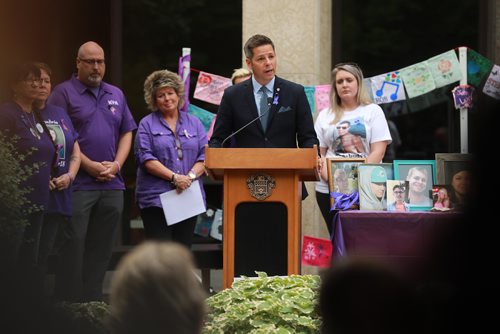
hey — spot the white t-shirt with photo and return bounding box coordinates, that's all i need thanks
[314,103,392,194]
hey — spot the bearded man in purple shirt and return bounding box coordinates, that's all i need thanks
[47,41,137,301]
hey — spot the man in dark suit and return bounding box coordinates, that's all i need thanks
[209,34,319,150]
[208,34,319,277]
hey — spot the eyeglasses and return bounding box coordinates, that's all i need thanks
[24,78,41,86]
[394,191,404,194]
[79,58,105,65]
[174,134,183,160]
[336,125,348,130]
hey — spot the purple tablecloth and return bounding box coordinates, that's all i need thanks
[332,210,462,280]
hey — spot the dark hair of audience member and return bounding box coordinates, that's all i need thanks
[318,258,423,334]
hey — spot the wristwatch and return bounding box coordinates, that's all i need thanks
[188,170,197,181]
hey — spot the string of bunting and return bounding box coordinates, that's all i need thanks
[182,47,499,141]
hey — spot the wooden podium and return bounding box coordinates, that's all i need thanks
[205,146,318,289]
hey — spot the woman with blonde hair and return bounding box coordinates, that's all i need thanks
[314,63,391,233]
[231,68,252,85]
[135,69,207,247]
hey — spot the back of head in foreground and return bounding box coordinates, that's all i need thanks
[109,241,207,334]
[318,258,423,334]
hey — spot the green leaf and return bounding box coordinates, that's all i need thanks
[203,273,321,333]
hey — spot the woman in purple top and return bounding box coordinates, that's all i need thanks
[0,62,56,269]
[135,69,207,247]
[33,63,81,287]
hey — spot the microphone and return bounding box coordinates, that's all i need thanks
[221,97,273,147]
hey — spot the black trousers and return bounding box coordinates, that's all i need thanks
[315,191,335,237]
[140,206,197,249]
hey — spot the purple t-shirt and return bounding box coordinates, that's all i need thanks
[41,104,78,216]
[47,75,137,190]
[134,111,207,209]
[0,102,55,208]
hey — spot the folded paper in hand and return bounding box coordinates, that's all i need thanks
[160,180,206,225]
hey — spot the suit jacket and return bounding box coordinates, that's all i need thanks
[209,76,319,149]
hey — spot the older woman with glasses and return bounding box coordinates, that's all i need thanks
[315,63,392,235]
[0,62,56,272]
[134,69,207,247]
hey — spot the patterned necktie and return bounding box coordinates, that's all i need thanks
[259,86,270,130]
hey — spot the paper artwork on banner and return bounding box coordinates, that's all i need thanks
[210,209,223,241]
[467,49,493,87]
[426,50,462,88]
[369,71,405,104]
[304,86,315,115]
[482,64,500,100]
[188,104,215,133]
[400,62,436,99]
[178,53,191,113]
[207,114,217,140]
[315,84,331,113]
[193,71,232,105]
[452,85,475,108]
[363,78,373,99]
[301,235,332,268]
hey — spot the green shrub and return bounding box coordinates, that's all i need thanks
[53,301,111,334]
[203,272,322,334]
[0,132,40,262]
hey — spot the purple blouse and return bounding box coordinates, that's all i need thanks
[0,102,56,208]
[134,110,207,209]
[47,75,137,190]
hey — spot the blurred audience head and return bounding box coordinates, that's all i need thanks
[109,241,207,334]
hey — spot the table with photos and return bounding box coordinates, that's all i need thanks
[331,210,462,280]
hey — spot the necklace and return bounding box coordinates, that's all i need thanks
[25,111,41,140]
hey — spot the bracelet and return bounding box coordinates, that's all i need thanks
[114,160,121,171]
[67,171,75,182]
[171,173,177,186]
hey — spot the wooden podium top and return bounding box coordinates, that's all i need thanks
[205,146,319,181]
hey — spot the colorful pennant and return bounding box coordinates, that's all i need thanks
[193,71,232,105]
[400,62,436,99]
[369,71,406,104]
[301,235,332,268]
[482,64,500,99]
[426,50,462,88]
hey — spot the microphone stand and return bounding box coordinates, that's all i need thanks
[221,99,272,147]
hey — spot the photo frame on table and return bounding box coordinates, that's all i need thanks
[393,160,436,211]
[358,163,394,181]
[386,180,410,212]
[430,184,452,211]
[435,153,473,184]
[326,157,366,207]
[358,164,390,211]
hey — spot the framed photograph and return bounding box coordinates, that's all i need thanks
[386,180,410,212]
[358,164,390,211]
[326,157,366,207]
[359,163,394,180]
[435,153,473,184]
[430,184,452,211]
[435,153,473,210]
[393,160,436,211]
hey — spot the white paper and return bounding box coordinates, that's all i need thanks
[160,180,206,226]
